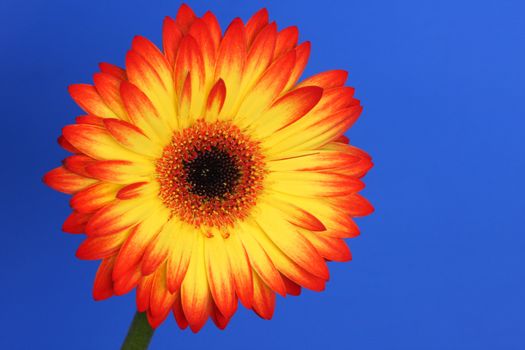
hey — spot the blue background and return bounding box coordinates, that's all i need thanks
[1,0,524,349]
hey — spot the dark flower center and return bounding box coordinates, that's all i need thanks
[156,120,265,228]
[183,147,241,199]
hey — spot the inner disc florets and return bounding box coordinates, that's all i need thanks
[156,120,265,228]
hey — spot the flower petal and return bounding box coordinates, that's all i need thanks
[120,81,172,143]
[162,16,183,68]
[297,70,348,89]
[245,8,269,47]
[205,234,236,318]
[251,272,275,320]
[149,264,177,318]
[85,160,153,184]
[235,50,296,128]
[68,84,118,118]
[43,166,96,194]
[86,197,163,236]
[70,182,119,213]
[224,232,253,308]
[103,118,163,158]
[98,62,127,80]
[267,171,364,198]
[111,205,170,279]
[62,124,145,162]
[76,229,129,260]
[174,3,197,34]
[255,201,329,280]
[240,217,326,292]
[236,221,286,296]
[125,51,176,131]
[252,86,323,138]
[62,211,91,234]
[93,257,116,301]
[166,222,196,293]
[181,233,212,333]
[215,18,247,119]
[93,72,128,120]
[273,26,298,59]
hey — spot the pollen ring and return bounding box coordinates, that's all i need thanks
[156,120,265,228]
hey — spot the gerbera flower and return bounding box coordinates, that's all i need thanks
[44,4,373,333]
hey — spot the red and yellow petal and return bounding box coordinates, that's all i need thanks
[43,166,96,194]
[68,84,119,119]
[181,234,212,332]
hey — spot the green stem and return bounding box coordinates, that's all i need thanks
[121,312,155,350]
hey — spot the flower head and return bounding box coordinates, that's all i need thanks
[44,4,373,332]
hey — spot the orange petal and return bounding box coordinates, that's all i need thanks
[204,79,226,122]
[242,217,326,292]
[273,26,298,59]
[173,36,206,120]
[57,135,79,153]
[98,62,127,80]
[205,234,236,318]
[113,263,141,296]
[256,202,329,280]
[76,230,129,260]
[340,193,374,217]
[297,70,348,89]
[112,207,170,279]
[116,182,155,200]
[215,18,246,118]
[131,36,173,93]
[188,19,218,87]
[120,81,171,142]
[166,222,196,293]
[162,16,183,67]
[86,197,161,236]
[62,124,143,161]
[237,222,286,296]
[281,274,302,296]
[181,234,212,333]
[103,118,162,158]
[174,3,197,34]
[68,84,118,118]
[251,272,275,320]
[125,51,176,131]
[224,233,253,309]
[235,49,296,128]
[255,202,329,280]
[251,86,323,138]
[136,274,154,312]
[201,11,221,50]
[172,292,189,329]
[62,154,96,178]
[245,8,269,47]
[243,23,277,91]
[300,230,352,262]
[267,149,361,173]
[43,166,96,194]
[284,42,311,91]
[210,303,231,330]
[142,223,173,276]
[268,171,364,198]
[62,211,91,234]
[70,182,119,213]
[93,72,128,120]
[85,160,152,184]
[75,115,105,126]
[267,197,326,232]
[149,264,177,318]
[93,257,116,301]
